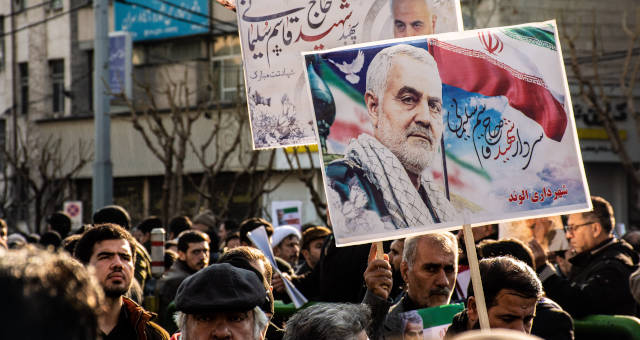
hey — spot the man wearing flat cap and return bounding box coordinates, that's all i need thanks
[173,263,270,340]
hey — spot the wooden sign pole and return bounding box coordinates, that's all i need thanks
[462,223,490,330]
[375,241,384,260]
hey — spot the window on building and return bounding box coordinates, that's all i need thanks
[0,16,4,71]
[18,63,28,114]
[50,59,65,113]
[211,55,244,102]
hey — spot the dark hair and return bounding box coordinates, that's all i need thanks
[47,211,72,238]
[223,219,238,233]
[217,246,274,314]
[587,196,614,233]
[62,234,82,255]
[93,205,131,230]
[225,231,240,243]
[283,303,371,340]
[40,231,62,250]
[169,216,192,237]
[239,217,274,245]
[468,256,543,308]
[0,246,104,340]
[73,223,137,265]
[164,250,178,271]
[218,246,273,283]
[477,238,535,268]
[177,230,209,253]
[137,216,162,234]
[622,231,640,254]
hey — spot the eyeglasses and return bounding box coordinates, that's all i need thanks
[563,221,596,234]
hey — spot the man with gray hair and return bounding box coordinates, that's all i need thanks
[172,263,270,340]
[283,303,370,340]
[327,43,456,236]
[391,0,437,38]
[363,232,458,339]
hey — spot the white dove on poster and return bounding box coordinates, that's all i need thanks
[328,50,365,84]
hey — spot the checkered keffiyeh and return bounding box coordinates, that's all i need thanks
[338,134,457,230]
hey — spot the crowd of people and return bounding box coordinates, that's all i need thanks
[0,195,639,339]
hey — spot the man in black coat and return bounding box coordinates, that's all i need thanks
[532,196,639,318]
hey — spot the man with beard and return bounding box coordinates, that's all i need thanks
[391,0,437,38]
[388,238,406,301]
[74,223,169,340]
[363,232,458,340]
[156,230,210,330]
[326,44,456,235]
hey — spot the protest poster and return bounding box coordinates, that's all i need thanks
[271,200,303,229]
[235,0,463,149]
[303,21,591,246]
[383,303,464,340]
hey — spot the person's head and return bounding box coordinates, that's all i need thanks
[40,230,62,250]
[477,238,535,269]
[218,246,273,285]
[92,205,131,230]
[388,238,405,272]
[217,246,275,315]
[74,223,137,299]
[300,226,331,269]
[283,303,370,340]
[224,231,241,250]
[565,196,614,254]
[164,249,178,272]
[401,232,458,308]
[174,263,270,340]
[177,230,211,272]
[166,239,179,253]
[466,257,543,334]
[62,234,82,255]
[219,219,238,242]
[192,210,216,233]
[365,44,443,176]
[239,217,274,246]
[136,216,162,244]
[47,211,72,238]
[401,310,423,340]
[622,230,640,254]
[272,226,301,267]
[169,215,193,239]
[391,0,436,38]
[0,246,104,340]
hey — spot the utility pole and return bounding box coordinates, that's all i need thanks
[92,0,113,212]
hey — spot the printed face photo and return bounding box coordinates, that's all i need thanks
[305,22,590,246]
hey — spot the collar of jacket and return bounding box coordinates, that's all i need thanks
[123,296,155,340]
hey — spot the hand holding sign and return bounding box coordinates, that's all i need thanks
[364,243,393,300]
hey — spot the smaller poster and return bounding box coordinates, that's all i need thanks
[383,303,464,340]
[271,200,303,229]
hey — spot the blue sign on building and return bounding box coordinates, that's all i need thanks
[115,0,209,41]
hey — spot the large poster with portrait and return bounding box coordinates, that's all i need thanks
[236,0,463,149]
[303,21,591,246]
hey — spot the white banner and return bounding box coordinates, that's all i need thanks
[236,0,463,149]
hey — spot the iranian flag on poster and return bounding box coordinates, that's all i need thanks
[272,201,303,229]
[431,21,585,219]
